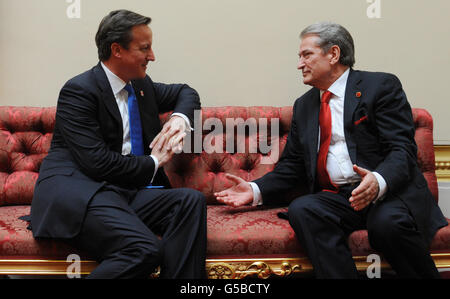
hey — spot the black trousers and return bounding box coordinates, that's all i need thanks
[69,185,207,279]
[287,186,440,279]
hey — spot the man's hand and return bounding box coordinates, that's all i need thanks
[215,174,254,207]
[349,165,379,211]
[150,115,187,154]
[151,143,174,168]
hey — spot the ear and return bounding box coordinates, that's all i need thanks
[328,45,341,65]
[110,42,123,59]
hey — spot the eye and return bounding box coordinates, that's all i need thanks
[140,45,151,52]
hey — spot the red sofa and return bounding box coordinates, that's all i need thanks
[0,106,449,278]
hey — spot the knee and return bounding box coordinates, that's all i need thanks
[113,237,163,274]
[367,211,415,249]
[181,188,206,206]
[132,239,164,267]
[288,196,317,223]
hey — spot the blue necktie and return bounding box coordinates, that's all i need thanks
[124,83,145,156]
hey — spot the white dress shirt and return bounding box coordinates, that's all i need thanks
[100,62,191,184]
[250,68,387,205]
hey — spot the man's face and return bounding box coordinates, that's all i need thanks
[119,24,155,81]
[297,34,334,89]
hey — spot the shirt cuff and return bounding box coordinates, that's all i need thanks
[249,182,263,206]
[372,171,387,202]
[171,113,193,131]
[149,155,159,184]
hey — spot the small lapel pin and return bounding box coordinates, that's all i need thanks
[355,91,362,98]
[140,90,144,97]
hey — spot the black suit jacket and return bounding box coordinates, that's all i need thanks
[30,63,201,239]
[254,69,447,245]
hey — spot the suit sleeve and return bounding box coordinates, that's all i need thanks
[152,79,201,127]
[253,100,308,205]
[55,80,156,187]
[372,74,418,194]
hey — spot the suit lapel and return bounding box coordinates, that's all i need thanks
[93,63,123,127]
[305,88,320,180]
[343,69,362,164]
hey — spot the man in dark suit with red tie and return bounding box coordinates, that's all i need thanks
[216,22,447,278]
[29,10,206,278]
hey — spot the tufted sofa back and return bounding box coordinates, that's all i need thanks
[0,106,438,206]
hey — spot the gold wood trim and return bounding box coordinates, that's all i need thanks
[435,145,450,182]
[0,259,97,275]
[205,253,450,279]
[0,253,449,277]
[430,253,450,268]
[206,258,311,279]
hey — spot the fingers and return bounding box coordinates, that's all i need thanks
[349,171,379,211]
[214,189,229,198]
[214,174,254,208]
[153,148,174,168]
[224,173,246,185]
[150,129,184,154]
[167,131,186,153]
[216,194,249,208]
[350,178,370,198]
[353,164,369,177]
[150,123,170,149]
[150,118,180,149]
[349,190,372,210]
[216,195,233,206]
[215,191,236,207]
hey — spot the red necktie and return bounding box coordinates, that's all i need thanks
[316,91,338,192]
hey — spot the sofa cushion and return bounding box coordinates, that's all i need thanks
[0,107,55,206]
[0,106,440,206]
[206,205,302,258]
[163,107,294,204]
[2,205,449,260]
[0,206,85,259]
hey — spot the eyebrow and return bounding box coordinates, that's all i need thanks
[298,49,312,57]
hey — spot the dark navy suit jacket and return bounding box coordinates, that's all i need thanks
[30,63,200,239]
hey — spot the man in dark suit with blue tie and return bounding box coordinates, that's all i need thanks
[216,22,448,278]
[30,10,206,278]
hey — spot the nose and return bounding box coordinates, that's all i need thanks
[297,57,305,70]
[148,49,155,61]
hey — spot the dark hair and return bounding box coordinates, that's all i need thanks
[300,22,355,68]
[95,10,151,61]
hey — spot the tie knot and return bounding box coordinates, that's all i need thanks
[124,83,134,95]
[321,91,332,104]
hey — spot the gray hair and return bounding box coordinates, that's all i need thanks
[300,22,355,67]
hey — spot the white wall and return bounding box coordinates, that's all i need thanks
[1,0,449,143]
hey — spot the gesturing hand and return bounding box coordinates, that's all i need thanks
[214,174,254,207]
[150,115,187,154]
[349,165,379,211]
[151,142,174,168]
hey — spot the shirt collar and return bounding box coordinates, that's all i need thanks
[100,62,127,96]
[321,68,350,99]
